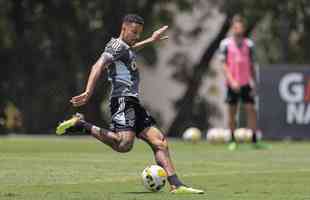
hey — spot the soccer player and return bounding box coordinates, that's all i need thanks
[56,14,204,194]
[219,16,268,150]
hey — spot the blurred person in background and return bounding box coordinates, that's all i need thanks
[219,15,269,150]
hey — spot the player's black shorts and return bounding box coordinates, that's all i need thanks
[225,84,255,105]
[110,96,156,135]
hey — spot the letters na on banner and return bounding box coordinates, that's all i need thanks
[258,66,310,139]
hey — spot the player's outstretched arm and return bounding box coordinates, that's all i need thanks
[132,25,169,50]
[70,56,109,107]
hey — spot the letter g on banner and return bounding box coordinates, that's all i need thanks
[279,73,304,103]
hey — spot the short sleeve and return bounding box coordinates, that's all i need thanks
[246,39,255,63]
[218,39,228,63]
[101,38,127,63]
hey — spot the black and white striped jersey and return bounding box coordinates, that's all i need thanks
[101,38,139,98]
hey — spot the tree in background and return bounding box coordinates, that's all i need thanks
[167,0,310,136]
[0,0,309,134]
[255,0,310,64]
[0,0,192,133]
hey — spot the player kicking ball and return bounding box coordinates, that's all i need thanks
[56,14,204,194]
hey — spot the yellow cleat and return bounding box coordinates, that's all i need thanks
[56,113,83,135]
[170,186,205,194]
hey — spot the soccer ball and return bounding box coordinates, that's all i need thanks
[206,128,231,143]
[141,165,167,192]
[218,128,231,143]
[206,128,218,143]
[234,128,253,142]
[182,127,202,142]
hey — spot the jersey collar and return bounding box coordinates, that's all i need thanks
[117,37,130,49]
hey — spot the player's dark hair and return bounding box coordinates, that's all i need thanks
[123,14,144,25]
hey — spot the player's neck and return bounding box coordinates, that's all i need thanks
[233,35,244,42]
[233,35,244,47]
[119,33,131,47]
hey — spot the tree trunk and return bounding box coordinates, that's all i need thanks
[167,16,231,137]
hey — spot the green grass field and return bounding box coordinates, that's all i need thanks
[0,136,310,200]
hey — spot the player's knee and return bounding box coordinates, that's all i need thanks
[117,140,134,153]
[155,139,168,151]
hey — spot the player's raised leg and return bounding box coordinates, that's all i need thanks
[91,128,136,153]
[56,113,135,153]
[139,126,204,194]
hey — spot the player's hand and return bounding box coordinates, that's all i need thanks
[151,25,169,42]
[70,91,91,107]
[230,80,240,92]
